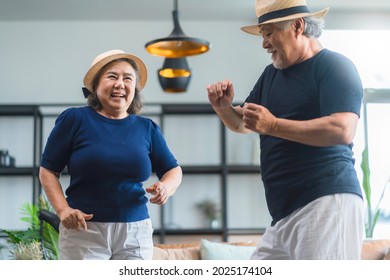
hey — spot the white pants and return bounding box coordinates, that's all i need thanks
[251,193,364,260]
[59,219,154,260]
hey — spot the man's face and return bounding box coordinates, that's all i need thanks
[259,21,298,69]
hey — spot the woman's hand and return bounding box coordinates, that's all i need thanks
[58,207,93,231]
[146,182,168,205]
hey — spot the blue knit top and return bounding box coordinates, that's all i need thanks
[41,106,179,222]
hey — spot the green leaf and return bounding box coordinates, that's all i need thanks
[1,195,59,259]
[361,146,375,238]
[19,202,40,231]
[0,229,22,244]
[41,220,59,260]
[361,146,371,208]
[360,145,389,238]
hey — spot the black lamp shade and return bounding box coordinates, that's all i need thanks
[145,10,210,58]
[158,58,191,93]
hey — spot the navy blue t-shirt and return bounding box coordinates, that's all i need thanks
[244,49,363,225]
[41,106,179,222]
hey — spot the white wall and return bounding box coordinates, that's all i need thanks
[2,10,388,105]
[0,20,267,105]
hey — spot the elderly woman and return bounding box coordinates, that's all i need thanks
[39,50,182,260]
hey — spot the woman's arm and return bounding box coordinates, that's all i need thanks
[39,166,93,230]
[146,166,183,205]
[39,166,69,215]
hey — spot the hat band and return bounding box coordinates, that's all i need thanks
[82,87,92,98]
[258,6,310,24]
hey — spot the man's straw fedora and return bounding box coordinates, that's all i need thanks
[241,0,329,35]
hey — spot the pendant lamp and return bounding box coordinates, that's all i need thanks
[145,0,210,58]
[158,57,191,93]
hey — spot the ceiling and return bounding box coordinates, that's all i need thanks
[1,0,390,21]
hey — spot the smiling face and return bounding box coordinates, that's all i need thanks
[259,21,300,69]
[95,60,137,119]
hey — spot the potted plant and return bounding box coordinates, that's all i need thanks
[361,146,389,238]
[0,195,59,260]
[196,199,221,228]
[12,240,44,260]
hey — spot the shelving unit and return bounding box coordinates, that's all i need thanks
[0,105,42,230]
[1,103,270,242]
[157,104,228,242]
[147,104,268,243]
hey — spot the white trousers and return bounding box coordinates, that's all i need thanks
[251,193,364,260]
[59,218,154,260]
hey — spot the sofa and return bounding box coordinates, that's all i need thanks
[153,238,390,260]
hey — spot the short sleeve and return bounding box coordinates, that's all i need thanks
[40,108,79,173]
[149,121,179,179]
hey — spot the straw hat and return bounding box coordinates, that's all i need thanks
[241,0,329,35]
[83,49,148,92]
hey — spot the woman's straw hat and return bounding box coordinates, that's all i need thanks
[83,49,148,92]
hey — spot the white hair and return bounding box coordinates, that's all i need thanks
[273,16,325,38]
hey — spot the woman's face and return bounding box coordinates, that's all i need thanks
[95,60,137,119]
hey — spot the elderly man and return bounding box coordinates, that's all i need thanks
[207,0,364,260]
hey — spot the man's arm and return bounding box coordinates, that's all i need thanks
[270,112,358,146]
[214,105,251,134]
[207,79,251,134]
[242,102,359,147]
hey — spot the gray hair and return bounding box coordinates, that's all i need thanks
[274,16,324,38]
[302,16,324,38]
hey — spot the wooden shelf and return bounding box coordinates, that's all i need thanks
[227,165,261,174]
[0,167,38,176]
[0,105,41,116]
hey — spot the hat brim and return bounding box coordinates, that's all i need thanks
[240,7,329,35]
[83,53,148,92]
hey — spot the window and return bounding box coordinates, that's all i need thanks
[321,30,390,238]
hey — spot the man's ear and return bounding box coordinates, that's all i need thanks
[293,18,304,33]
